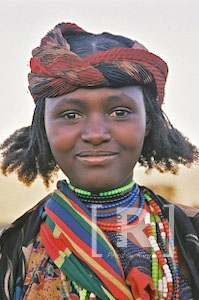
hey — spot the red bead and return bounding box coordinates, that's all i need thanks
[144,227,152,237]
[149,200,161,215]
[163,223,169,230]
[160,257,166,265]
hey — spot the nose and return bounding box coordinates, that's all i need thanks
[81,114,111,145]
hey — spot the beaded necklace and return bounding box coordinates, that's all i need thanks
[68,181,146,223]
[144,193,180,299]
[68,180,145,230]
[97,192,146,231]
[80,191,132,204]
[85,183,138,210]
[68,180,134,199]
[66,181,180,299]
[86,184,140,218]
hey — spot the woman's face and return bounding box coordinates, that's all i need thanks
[45,86,146,192]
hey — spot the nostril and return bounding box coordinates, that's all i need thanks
[81,131,111,145]
[81,121,111,145]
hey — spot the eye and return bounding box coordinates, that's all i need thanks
[110,109,130,118]
[61,111,82,120]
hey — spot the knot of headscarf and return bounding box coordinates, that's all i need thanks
[28,22,168,105]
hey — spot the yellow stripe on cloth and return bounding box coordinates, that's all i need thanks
[102,286,133,300]
[55,223,133,300]
[55,189,122,272]
[53,225,61,238]
[54,248,72,268]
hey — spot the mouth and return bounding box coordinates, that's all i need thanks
[76,150,119,166]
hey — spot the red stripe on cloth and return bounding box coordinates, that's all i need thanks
[44,207,130,300]
[85,48,168,77]
[40,223,63,261]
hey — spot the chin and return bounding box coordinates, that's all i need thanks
[71,174,125,194]
[65,165,133,193]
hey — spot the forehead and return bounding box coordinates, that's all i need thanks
[45,86,144,110]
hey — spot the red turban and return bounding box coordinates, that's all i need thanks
[28,22,168,105]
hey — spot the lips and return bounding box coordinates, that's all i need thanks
[76,150,119,157]
[75,150,119,166]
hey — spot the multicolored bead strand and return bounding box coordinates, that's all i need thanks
[144,212,173,299]
[144,192,180,300]
[158,266,164,300]
[150,213,159,298]
[150,198,180,298]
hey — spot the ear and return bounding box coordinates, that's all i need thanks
[145,115,151,137]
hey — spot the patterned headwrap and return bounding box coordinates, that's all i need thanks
[28,22,168,105]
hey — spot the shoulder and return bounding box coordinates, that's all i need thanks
[174,203,199,217]
[141,185,199,217]
[0,194,50,246]
[0,195,50,299]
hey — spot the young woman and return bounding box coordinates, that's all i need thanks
[0,22,199,300]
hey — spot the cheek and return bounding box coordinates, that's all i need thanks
[116,120,146,151]
[45,125,75,156]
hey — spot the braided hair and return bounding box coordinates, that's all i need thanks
[1,32,198,186]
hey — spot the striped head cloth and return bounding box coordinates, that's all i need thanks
[28,22,168,105]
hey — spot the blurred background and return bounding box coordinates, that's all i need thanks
[0,0,199,229]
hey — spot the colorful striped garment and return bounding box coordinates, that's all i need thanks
[22,232,193,299]
[40,184,133,300]
[0,180,199,299]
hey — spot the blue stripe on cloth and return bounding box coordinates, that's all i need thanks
[57,180,93,217]
[45,196,121,276]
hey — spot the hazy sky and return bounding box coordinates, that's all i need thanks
[0,0,199,146]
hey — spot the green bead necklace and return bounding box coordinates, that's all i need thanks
[68,180,134,197]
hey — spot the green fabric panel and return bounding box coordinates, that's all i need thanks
[61,254,110,300]
[46,216,55,231]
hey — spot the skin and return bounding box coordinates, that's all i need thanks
[45,86,147,194]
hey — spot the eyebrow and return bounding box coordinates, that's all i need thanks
[106,95,137,104]
[49,94,137,110]
[51,98,86,109]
